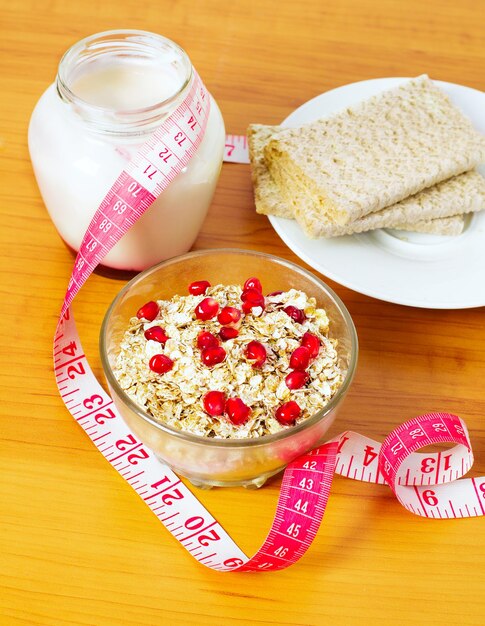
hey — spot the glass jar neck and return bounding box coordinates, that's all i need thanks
[56,29,193,137]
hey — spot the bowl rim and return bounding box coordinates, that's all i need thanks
[99,248,358,448]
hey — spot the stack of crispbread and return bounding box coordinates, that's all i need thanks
[248,76,485,238]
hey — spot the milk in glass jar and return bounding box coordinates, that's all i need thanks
[28,30,225,271]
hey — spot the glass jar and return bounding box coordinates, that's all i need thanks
[28,30,226,271]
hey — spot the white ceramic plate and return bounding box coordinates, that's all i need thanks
[268,78,485,308]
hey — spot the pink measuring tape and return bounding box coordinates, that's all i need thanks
[54,71,485,573]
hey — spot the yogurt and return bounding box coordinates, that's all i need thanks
[28,30,225,271]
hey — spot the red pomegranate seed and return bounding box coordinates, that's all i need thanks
[197,331,219,350]
[219,326,239,341]
[241,288,263,303]
[195,297,219,321]
[217,306,242,326]
[136,300,159,321]
[203,390,226,417]
[243,277,262,293]
[201,345,226,367]
[284,305,306,324]
[241,289,265,315]
[242,301,263,315]
[244,340,267,368]
[149,354,174,374]
[275,401,301,426]
[225,397,251,425]
[301,331,321,358]
[290,346,311,371]
[144,326,169,344]
[285,370,309,390]
[188,280,211,295]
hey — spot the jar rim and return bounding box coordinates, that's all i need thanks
[56,29,193,135]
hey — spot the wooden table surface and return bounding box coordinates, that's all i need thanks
[1,1,484,624]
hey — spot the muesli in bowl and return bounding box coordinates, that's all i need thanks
[100,249,357,488]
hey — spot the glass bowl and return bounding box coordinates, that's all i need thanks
[100,248,358,488]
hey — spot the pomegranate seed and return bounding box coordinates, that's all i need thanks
[241,288,264,303]
[188,280,211,295]
[217,306,242,326]
[136,300,159,321]
[284,305,306,324]
[197,331,219,350]
[225,397,251,425]
[244,340,267,368]
[301,332,320,358]
[241,289,265,314]
[290,346,311,370]
[219,326,239,341]
[285,370,309,390]
[149,354,174,374]
[195,297,219,321]
[201,346,226,367]
[203,390,226,416]
[243,277,262,293]
[242,301,264,315]
[275,401,301,426]
[144,326,169,344]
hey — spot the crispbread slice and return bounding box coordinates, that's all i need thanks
[288,167,485,238]
[263,76,485,225]
[247,124,293,218]
[398,215,465,236]
[247,123,485,238]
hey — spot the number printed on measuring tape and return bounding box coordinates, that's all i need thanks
[54,114,484,571]
[223,134,250,163]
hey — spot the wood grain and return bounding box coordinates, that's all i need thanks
[1,1,484,624]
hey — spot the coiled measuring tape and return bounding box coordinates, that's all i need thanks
[54,72,484,573]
